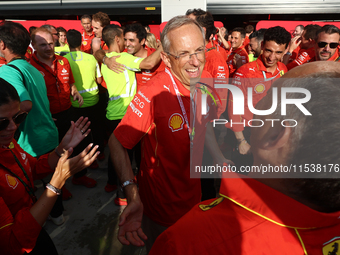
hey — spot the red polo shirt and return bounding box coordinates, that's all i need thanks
[287,47,315,70]
[227,56,287,132]
[30,53,75,114]
[114,69,215,227]
[81,31,95,54]
[150,174,340,254]
[0,57,6,67]
[135,47,166,90]
[227,45,249,77]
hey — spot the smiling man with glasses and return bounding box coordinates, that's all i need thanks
[314,25,340,62]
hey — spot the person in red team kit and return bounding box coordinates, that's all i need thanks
[284,24,320,70]
[124,23,165,90]
[227,27,249,77]
[312,25,340,62]
[80,14,95,54]
[109,16,230,252]
[150,61,340,255]
[227,26,290,166]
[91,12,110,54]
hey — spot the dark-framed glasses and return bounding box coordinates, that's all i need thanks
[0,112,28,131]
[317,41,339,49]
[167,48,205,61]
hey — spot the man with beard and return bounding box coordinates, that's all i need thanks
[248,29,267,62]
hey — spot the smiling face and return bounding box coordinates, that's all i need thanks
[162,23,205,90]
[249,37,261,57]
[58,31,66,44]
[0,100,20,147]
[315,32,340,61]
[261,40,286,71]
[124,32,144,55]
[33,31,55,60]
[230,31,244,50]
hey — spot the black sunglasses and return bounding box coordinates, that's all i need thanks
[0,112,28,131]
[317,41,339,49]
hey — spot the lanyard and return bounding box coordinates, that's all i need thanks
[0,144,37,203]
[262,71,281,82]
[165,68,195,142]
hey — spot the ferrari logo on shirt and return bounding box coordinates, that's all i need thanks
[6,174,18,189]
[169,113,184,132]
[199,197,224,211]
[254,84,265,94]
[27,49,31,54]
[323,237,340,255]
[58,59,64,65]
[280,70,285,77]
[82,41,87,46]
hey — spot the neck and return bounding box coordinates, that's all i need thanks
[70,47,81,52]
[86,29,93,36]
[134,47,148,58]
[59,42,66,47]
[108,43,121,53]
[4,52,22,63]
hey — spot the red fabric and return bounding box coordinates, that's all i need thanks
[0,140,52,254]
[100,40,108,51]
[243,36,250,53]
[204,42,229,118]
[30,53,75,114]
[227,45,249,77]
[0,56,6,67]
[80,31,95,54]
[211,40,229,62]
[25,46,34,62]
[114,70,213,227]
[135,47,166,90]
[150,175,340,254]
[286,47,315,70]
[227,56,287,132]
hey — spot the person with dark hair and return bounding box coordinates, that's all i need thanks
[185,8,206,18]
[98,24,162,204]
[0,77,99,255]
[91,11,111,54]
[144,24,150,33]
[248,28,267,62]
[227,26,290,167]
[285,24,321,70]
[150,61,340,254]
[243,24,254,51]
[313,24,340,61]
[227,27,249,77]
[54,27,70,56]
[124,23,165,91]
[80,14,94,54]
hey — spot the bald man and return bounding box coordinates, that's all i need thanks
[150,62,340,254]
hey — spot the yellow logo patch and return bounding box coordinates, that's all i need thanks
[6,174,18,189]
[280,70,285,77]
[323,238,340,255]
[82,41,87,46]
[254,83,265,93]
[58,59,64,65]
[27,49,31,54]
[199,197,224,211]
[169,113,184,132]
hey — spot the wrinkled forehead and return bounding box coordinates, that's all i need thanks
[168,24,204,51]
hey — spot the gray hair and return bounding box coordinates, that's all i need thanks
[161,15,205,53]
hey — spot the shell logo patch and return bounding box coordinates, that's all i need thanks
[58,59,64,65]
[323,237,340,255]
[254,83,265,94]
[6,174,18,189]
[199,197,224,211]
[82,41,87,46]
[168,113,184,132]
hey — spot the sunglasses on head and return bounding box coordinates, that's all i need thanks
[317,41,339,49]
[0,112,28,131]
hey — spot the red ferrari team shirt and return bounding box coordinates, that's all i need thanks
[0,140,52,254]
[227,45,249,77]
[227,56,287,132]
[30,53,75,114]
[25,45,34,62]
[114,69,214,227]
[135,47,166,90]
[150,174,340,255]
[211,40,229,61]
[287,47,315,70]
[0,57,6,67]
[81,31,95,54]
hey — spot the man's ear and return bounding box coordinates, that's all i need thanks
[160,51,171,68]
[263,125,291,150]
[140,38,146,46]
[209,33,214,41]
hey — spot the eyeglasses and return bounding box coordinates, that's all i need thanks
[0,112,28,131]
[167,48,205,62]
[317,41,339,49]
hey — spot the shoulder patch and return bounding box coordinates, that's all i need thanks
[199,197,224,211]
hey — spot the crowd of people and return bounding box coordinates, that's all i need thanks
[0,8,340,255]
